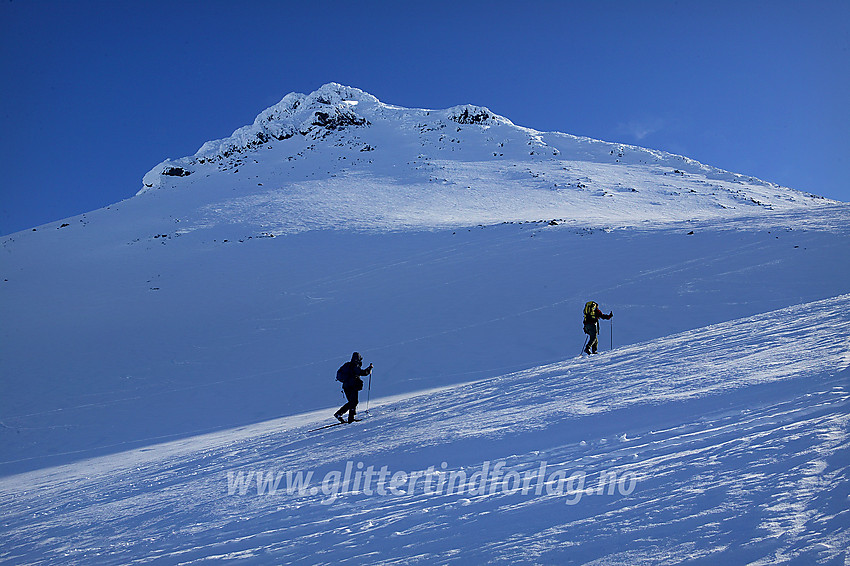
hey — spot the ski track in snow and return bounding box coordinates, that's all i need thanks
[2,295,848,565]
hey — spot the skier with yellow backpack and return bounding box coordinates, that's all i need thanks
[583,301,613,355]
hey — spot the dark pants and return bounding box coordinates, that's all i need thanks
[584,322,599,353]
[335,387,359,421]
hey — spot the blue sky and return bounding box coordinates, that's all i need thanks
[1,0,848,235]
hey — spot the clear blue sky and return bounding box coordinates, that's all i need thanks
[2,0,848,235]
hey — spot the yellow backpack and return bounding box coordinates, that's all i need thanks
[583,301,597,323]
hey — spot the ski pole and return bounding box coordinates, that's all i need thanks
[610,318,613,351]
[366,370,372,414]
[581,334,589,355]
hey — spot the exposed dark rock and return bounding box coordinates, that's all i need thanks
[162,167,192,177]
[450,108,494,125]
[311,109,368,131]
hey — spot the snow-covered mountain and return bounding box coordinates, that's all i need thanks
[136,82,832,234]
[1,83,848,564]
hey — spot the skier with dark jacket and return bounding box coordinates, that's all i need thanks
[334,352,373,423]
[583,301,613,355]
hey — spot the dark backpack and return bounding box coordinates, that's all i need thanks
[336,364,347,382]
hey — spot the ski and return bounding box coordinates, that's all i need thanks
[308,422,344,432]
[308,418,363,433]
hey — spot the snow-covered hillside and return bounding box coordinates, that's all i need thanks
[1,83,848,564]
[2,294,848,564]
[135,83,832,234]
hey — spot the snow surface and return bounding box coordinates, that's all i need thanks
[1,83,849,564]
[135,83,834,233]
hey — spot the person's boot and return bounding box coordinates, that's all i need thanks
[334,412,345,423]
[348,411,356,423]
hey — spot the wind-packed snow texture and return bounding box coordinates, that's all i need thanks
[1,83,848,564]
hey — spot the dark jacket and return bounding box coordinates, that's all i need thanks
[337,360,370,391]
[584,305,613,325]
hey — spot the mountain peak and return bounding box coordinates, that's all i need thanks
[141,84,513,192]
[249,82,379,135]
[138,83,834,232]
[144,84,376,186]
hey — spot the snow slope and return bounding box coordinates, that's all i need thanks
[1,83,849,563]
[133,83,832,234]
[3,207,848,476]
[2,294,848,564]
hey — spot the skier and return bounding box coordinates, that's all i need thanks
[334,352,373,423]
[583,301,613,355]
